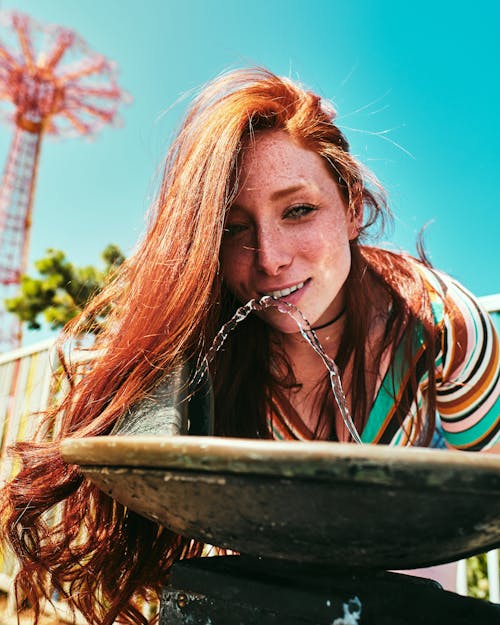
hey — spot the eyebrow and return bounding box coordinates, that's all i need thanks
[269,183,310,201]
[231,181,317,212]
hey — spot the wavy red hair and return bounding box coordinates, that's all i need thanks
[0,67,440,625]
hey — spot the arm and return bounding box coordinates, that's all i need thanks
[481,441,500,453]
[435,277,500,452]
[111,362,214,437]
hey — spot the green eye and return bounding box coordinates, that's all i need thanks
[285,204,317,219]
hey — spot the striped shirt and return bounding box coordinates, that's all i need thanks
[267,263,500,450]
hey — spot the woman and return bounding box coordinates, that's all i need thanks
[2,67,499,625]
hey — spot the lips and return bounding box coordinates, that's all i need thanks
[261,279,307,299]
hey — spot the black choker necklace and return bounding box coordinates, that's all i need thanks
[311,306,346,331]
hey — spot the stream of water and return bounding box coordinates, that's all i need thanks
[192,296,362,444]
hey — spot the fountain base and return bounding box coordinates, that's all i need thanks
[159,556,500,624]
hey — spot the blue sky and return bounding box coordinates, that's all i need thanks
[1,0,499,345]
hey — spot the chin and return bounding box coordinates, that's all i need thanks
[257,312,299,334]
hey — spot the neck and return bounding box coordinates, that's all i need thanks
[280,311,345,367]
[311,306,346,331]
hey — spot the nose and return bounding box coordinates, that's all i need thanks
[254,224,293,276]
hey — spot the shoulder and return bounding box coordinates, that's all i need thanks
[404,257,486,332]
[361,248,448,324]
[361,248,491,348]
[387,256,495,381]
[412,264,499,390]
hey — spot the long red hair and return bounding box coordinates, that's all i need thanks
[0,67,440,625]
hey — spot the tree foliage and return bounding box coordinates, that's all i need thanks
[4,244,125,332]
[467,553,495,600]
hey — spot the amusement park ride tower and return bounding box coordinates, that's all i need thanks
[0,11,127,352]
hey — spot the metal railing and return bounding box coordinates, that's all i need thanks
[0,338,55,594]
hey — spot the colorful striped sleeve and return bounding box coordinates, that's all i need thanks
[435,275,500,450]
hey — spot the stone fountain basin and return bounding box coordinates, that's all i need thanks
[60,436,500,569]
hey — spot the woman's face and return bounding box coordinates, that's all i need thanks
[220,130,360,334]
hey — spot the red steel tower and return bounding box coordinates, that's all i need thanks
[0,11,128,351]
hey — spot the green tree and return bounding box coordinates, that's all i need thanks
[467,553,496,600]
[4,244,125,332]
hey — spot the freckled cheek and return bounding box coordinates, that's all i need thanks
[308,231,351,278]
[292,231,318,257]
[220,248,253,294]
[297,228,334,259]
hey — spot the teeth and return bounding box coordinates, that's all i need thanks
[265,281,304,298]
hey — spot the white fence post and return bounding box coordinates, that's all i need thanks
[456,559,468,596]
[487,550,500,603]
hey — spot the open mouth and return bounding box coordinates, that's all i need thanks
[261,279,309,299]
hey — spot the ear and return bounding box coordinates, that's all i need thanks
[347,201,363,240]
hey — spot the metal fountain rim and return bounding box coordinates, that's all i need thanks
[60,435,500,487]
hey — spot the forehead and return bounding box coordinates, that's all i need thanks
[238,130,334,193]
